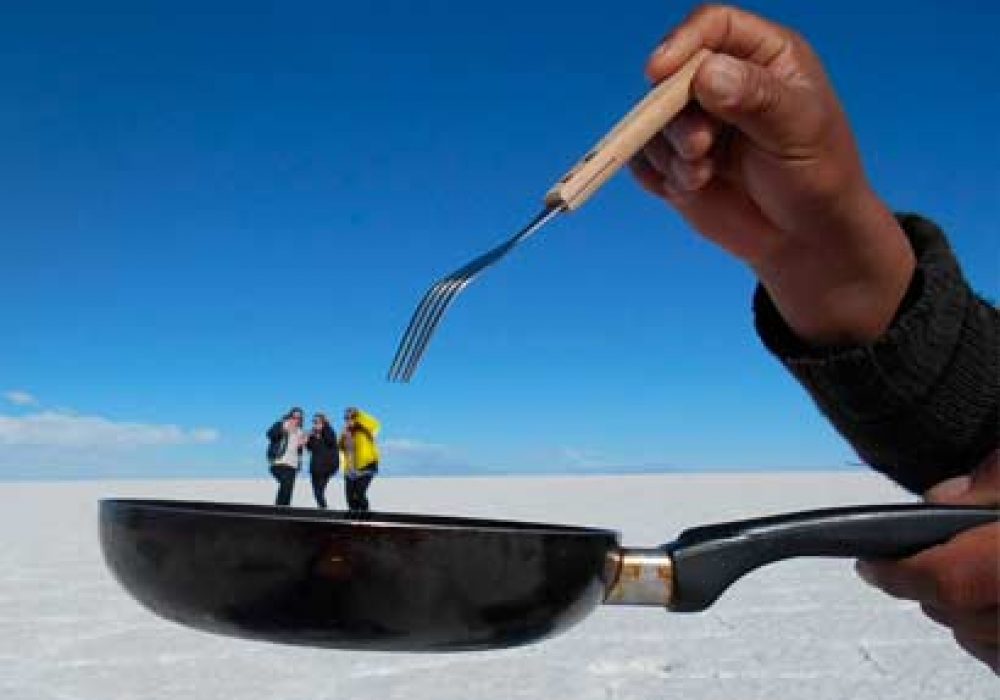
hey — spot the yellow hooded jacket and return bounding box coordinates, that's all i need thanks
[341,410,380,474]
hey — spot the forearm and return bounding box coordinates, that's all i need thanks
[755,215,1000,493]
[751,189,916,346]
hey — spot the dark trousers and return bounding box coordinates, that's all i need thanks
[345,468,376,512]
[311,470,334,508]
[270,464,297,506]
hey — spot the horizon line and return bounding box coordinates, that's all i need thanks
[0,462,867,484]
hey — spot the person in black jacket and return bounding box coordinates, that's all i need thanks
[632,6,998,670]
[266,407,306,506]
[306,413,339,508]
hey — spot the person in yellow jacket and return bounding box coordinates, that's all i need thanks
[338,407,380,512]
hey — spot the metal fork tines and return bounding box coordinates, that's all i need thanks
[387,205,563,382]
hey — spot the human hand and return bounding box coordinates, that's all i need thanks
[857,452,1000,673]
[631,5,915,346]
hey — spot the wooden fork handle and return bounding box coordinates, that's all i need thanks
[544,49,709,212]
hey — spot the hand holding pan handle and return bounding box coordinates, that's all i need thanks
[606,504,999,612]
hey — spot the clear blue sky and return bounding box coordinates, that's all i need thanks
[1,0,997,479]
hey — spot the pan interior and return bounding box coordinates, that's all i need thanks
[101,498,616,536]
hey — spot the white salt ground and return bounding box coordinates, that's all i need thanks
[0,472,995,699]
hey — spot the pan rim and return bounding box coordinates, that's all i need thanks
[100,497,620,538]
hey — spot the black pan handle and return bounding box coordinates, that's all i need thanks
[665,504,998,612]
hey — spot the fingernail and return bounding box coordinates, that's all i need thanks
[650,31,687,68]
[647,43,677,79]
[703,55,743,104]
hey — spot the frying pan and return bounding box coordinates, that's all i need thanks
[100,499,997,652]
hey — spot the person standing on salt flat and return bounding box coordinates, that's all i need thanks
[339,406,381,512]
[305,412,339,509]
[266,407,307,506]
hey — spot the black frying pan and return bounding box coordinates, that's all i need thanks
[99,499,997,652]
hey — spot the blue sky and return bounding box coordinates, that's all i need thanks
[1,0,997,480]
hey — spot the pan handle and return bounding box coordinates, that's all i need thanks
[665,504,998,612]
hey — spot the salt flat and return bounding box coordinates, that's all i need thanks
[0,472,994,699]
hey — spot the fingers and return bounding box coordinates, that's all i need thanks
[646,5,829,158]
[857,523,1000,611]
[858,523,1000,672]
[632,105,725,197]
[636,145,713,202]
[925,450,1000,507]
[640,134,673,178]
[643,136,714,194]
[629,159,779,262]
[953,633,1000,674]
[628,151,667,199]
[629,149,710,203]
[690,52,826,156]
[921,603,1000,645]
[664,105,723,160]
[633,3,878,273]
[925,475,973,504]
[647,4,793,81]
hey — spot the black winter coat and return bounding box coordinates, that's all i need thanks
[306,425,340,474]
[266,421,288,462]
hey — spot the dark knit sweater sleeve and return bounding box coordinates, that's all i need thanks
[753,214,999,494]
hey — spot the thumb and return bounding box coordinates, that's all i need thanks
[692,53,821,155]
[925,450,1000,506]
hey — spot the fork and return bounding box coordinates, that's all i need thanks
[387,50,709,382]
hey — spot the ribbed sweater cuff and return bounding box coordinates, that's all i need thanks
[753,214,999,493]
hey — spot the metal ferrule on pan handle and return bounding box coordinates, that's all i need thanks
[603,547,674,606]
